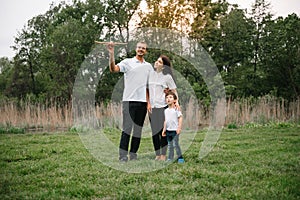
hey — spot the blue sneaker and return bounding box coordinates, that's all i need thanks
[178,158,185,163]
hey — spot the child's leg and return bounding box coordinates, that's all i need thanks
[167,131,175,160]
[173,134,183,159]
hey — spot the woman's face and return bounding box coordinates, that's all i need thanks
[154,57,164,70]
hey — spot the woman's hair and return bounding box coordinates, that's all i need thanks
[160,55,174,79]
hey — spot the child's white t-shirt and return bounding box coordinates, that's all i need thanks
[164,108,182,131]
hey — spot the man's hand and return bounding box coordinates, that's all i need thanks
[147,102,152,113]
[106,42,120,72]
[106,42,115,54]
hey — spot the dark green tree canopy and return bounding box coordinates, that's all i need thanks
[0,0,299,103]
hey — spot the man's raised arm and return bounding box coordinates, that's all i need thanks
[107,42,120,72]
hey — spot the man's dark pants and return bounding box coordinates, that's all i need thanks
[119,101,147,160]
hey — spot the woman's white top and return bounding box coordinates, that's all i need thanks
[148,71,176,108]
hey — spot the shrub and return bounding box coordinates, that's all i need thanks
[227,123,238,129]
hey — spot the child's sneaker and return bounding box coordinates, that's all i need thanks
[178,158,185,163]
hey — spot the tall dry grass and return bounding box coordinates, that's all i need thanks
[0,100,72,131]
[225,96,300,125]
[0,96,299,132]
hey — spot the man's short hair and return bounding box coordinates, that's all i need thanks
[137,41,147,49]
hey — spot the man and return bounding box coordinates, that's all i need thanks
[107,41,153,162]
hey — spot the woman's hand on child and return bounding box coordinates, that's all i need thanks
[174,101,181,111]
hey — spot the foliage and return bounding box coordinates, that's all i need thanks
[215,9,254,97]
[260,14,300,99]
[0,0,299,104]
[227,123,238,129]
[0,58,13,96]
[6,0,143,103]
[0,125,25,134]
[139,0,195,33]
[104,0,141,44]
[243,121,298,129]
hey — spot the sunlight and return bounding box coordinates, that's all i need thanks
[139,0,148,12]
[160,0,168,7]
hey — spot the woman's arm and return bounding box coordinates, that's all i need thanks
[170,89,181,111]
[177,116,183,134]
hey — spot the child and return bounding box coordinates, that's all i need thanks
[162,91,184,163]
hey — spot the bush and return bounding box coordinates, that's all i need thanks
[0,126,25,134]
[227,123,238,129]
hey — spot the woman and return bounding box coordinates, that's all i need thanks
[148,55,179,161]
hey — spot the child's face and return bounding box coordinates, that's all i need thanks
[166,94,175,105]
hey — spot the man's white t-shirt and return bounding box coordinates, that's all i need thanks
[164,108,182,131]
[118,57,153,102]
[148,71,176,108]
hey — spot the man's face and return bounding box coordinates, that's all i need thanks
[136,43,147,56]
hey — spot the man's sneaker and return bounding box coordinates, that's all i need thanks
[129,153,137,161]
[178,158,185,163]
[119,157,128,163]
[130,157,137,161]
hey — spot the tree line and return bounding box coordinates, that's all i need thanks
[0,0,299,106]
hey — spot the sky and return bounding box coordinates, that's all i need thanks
[0,0,299,59]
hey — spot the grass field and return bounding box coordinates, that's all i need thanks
[0,126,299,199]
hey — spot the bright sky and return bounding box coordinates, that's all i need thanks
[0,0,299,58]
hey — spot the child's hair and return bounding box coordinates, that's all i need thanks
[165,90,177,100]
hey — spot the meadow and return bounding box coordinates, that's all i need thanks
[0,125,299,199]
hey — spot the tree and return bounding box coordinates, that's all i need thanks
[104,0,141,45]
[260,14,300,99]
[0,57,13,96]
[215,8,254,98]
[139,0,194,33]
[190,0,229,46]
[9,0,106,102]
[11,12,51,96]
[4,0,298,104]
[250,0,273,73]
[5,58,32,98]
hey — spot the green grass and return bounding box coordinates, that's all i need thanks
[0,127,299,199]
